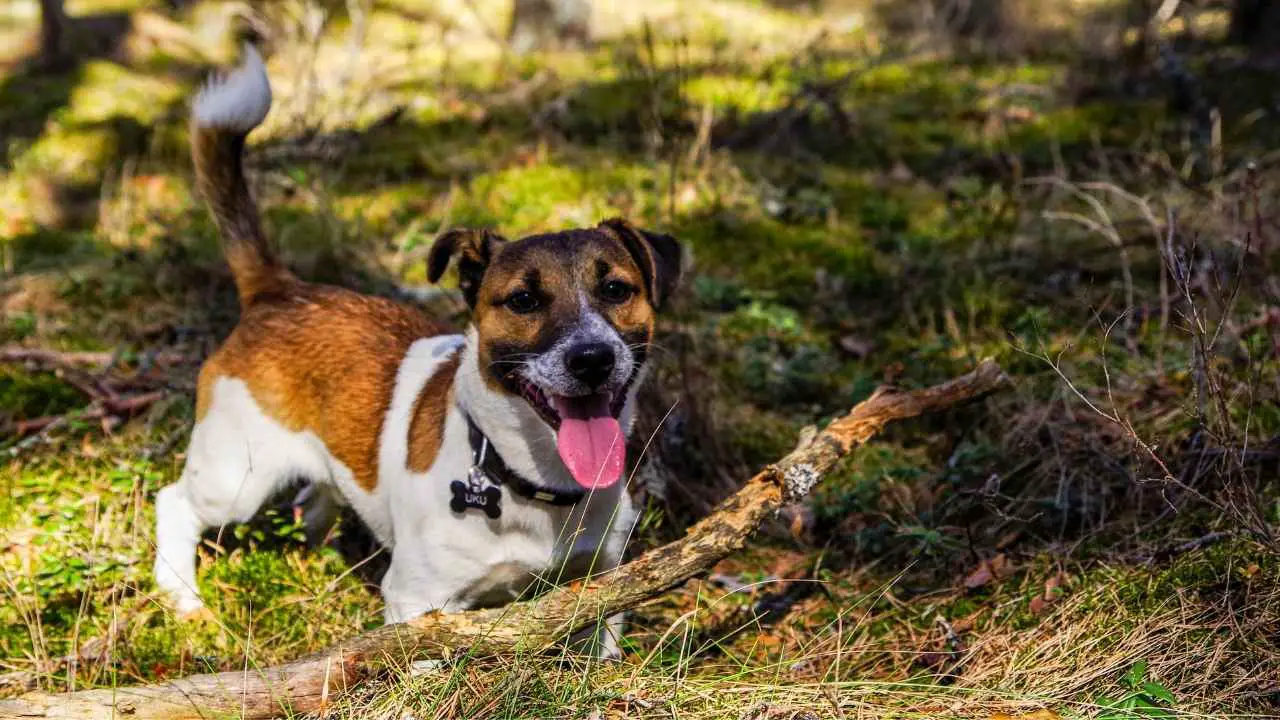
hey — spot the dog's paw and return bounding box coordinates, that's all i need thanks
[178,605,217,624]
[593,633,624,662]
[597,646,624,663]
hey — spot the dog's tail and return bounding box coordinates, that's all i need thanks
[191,44,292,304]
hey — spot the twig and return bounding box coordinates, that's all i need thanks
[7,392,168,439]
[1131,530,1237,565]
[0,346,189,370]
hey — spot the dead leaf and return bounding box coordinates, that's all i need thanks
[1044,573,1063,593]
[1004,105,1038,122]
[991,710,1062,720]
[1028,595,1046,615]
[949,609,981,634]
[80,433,99,458]
[1032,572,1068,614]
[990,553,1008,574]
[964,553,1008,590]
[964,563,993,589]
[780,504,815,543]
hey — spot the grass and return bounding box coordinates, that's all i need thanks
[2,0,1279,717]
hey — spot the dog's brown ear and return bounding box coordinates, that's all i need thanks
[426,228,507,307]
[599,218,683,309]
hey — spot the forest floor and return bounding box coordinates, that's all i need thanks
[2,0,1279,717]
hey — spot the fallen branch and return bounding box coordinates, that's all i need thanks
[0,360,1006,720]
[0,345,190,370]
[6,391,167,438]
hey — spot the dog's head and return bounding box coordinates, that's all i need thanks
[427,218,682,490]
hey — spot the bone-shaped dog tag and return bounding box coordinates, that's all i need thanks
[450,476,501,519]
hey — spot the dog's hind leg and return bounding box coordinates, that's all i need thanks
[153,480,209,618]
[153,377,326,619]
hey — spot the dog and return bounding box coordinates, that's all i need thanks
[151,45,681,655]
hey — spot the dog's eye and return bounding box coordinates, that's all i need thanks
[505,290,541,314]
[600,280,633,304]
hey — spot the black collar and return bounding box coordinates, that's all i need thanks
[465,416,586,507]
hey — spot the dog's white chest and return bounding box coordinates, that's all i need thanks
[448,488,630,606]
[375,336,633,620]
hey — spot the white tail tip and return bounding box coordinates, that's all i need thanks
[193,43,272,133]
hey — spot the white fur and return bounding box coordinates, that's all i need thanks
[153,375,341,614]
[193,44,272,133]
[525,293,634,398]
[154,333,637,655]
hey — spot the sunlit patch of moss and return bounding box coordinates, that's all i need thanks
[333,183,436,235]
[856,61,981,113]
[684,74,790,115]
[5,60,187,186]
[1007,100,1167,160]
[458,159,648,232]
[61,60,185,126]
[13,127,119,185]
[674,211,884,305]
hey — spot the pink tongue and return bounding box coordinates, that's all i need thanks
[552,395,624,489]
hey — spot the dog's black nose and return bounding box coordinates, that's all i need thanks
[565,343,616,389]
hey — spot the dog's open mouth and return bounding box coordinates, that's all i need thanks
[517,377,632,490]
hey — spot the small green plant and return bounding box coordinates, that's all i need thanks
[1094,662,1177,719]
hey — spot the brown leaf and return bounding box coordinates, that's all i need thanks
[964,553,1008,590]
[780,504,815,543]
[80,433,99,458]
[964,563,994,589]
[990,553,1009,574]
[1028,595,1047,615]
[949,609,982,634]
[991,710,1062,720]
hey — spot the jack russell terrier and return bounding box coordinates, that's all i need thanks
[152,45,682,656]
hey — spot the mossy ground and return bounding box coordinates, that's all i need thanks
[2,0,1279,717]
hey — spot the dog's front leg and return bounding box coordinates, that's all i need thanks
[597,610,627,661]
[588,522,631,660]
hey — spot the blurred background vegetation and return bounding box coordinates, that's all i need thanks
[1,0,1278,717]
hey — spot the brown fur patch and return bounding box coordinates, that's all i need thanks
[195,283,451,490]
[192,126,294,303]
[406,355,461,473]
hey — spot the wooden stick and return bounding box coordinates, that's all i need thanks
[7,391,167,438]
[0,360,1006,720]
[0,346,191,370]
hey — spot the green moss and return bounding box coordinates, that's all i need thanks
[674,213,883,304]
[684,74,790,114]
[60,61,185,127]
[1007,100,1167,161]
[811,444,933,524]
[457,159,652,232]
[0,368,85,422]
